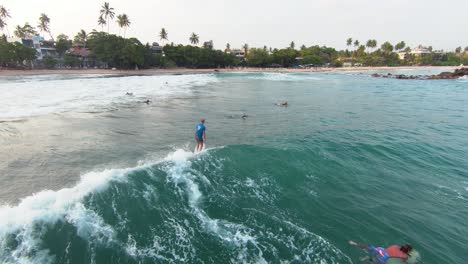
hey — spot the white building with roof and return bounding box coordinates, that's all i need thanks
[7,36,57,60]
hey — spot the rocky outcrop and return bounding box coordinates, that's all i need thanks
[372,67,468,80]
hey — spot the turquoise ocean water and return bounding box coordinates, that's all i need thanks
[0,69,467,263]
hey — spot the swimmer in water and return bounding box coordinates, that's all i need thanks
[349,240,413,264]
[276,101,288,106]
[144,99,151,104]
[126,92,133,96]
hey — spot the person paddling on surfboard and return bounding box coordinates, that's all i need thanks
[195,119,206,153]
[349,240,412,263]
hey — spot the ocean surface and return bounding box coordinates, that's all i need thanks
[0,69,467,263]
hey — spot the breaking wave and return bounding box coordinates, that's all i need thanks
[0,146,352,264]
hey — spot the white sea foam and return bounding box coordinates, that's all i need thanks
[0,74,218,119]
[0,149,195,263]
[0,166,133,263]
[246,72,322,81]
[162,149,267,262]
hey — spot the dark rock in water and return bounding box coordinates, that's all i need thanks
[372,67,468,80]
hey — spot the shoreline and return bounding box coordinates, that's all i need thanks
[0,66,457,77]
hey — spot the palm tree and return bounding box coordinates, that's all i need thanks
[14,25,23,38]
[366,39,377,52]
[98,16,106,31]
[100,2,115,33]
[346,37,352,48]
[38,13,54,40]
[353,40,359,48]
[189,32,199,45]
[116,14,130,37]
[0,5,11,37]
[159,28,168,44]
[74,29,87,47]
[395,41,406,51]
[0,18,5,36]
[14,23,36,38]
[243,43,249,55]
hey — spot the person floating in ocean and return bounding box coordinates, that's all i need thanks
[276,101,288,106]
[195,119,206,153]
[143,99,151,104]
[125,92,133,96]
[349,240,412,264]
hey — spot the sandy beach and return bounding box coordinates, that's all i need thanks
[0,66,457,76]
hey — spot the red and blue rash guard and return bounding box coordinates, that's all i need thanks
[368,246,390,264]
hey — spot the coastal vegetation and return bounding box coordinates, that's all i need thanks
[0,3,467,69]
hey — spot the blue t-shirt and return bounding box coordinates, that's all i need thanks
[195,123,206,138]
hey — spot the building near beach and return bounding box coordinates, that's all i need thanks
[231,49,246,58]
[203,40,214,49]
[398,45,444,60]
[7,36,58,60]
[66,44,96,68]
[150,42,163,54]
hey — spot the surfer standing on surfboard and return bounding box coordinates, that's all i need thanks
[195,119,206,153]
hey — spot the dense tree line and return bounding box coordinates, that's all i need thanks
[0,41,36,67]
[1,2,468,69]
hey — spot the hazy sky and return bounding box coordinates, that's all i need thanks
[3,0,468,51]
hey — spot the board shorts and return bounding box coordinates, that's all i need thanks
[368,246,390,264]
[195,134,203,143]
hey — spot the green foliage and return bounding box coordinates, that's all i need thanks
[270,48,298,67]
[395,41,406,51]
[332,60,343,67]
[42,55,57,68]
[14,23,37,38]
[300,45,337,65]
[0,41,36,67]
[302,55,323,65]
[55,38,72,56]
[246,48,269,67]
[162,44,238,68]
[74,30,87,45]
[381,41,394,54]
[87,32,146,69]
[64,54,80,67]
[353,40,360,47]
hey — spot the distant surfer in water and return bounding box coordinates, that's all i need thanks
[276,101,288,106]
[195,119,206,153]
[349,240,412,263]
